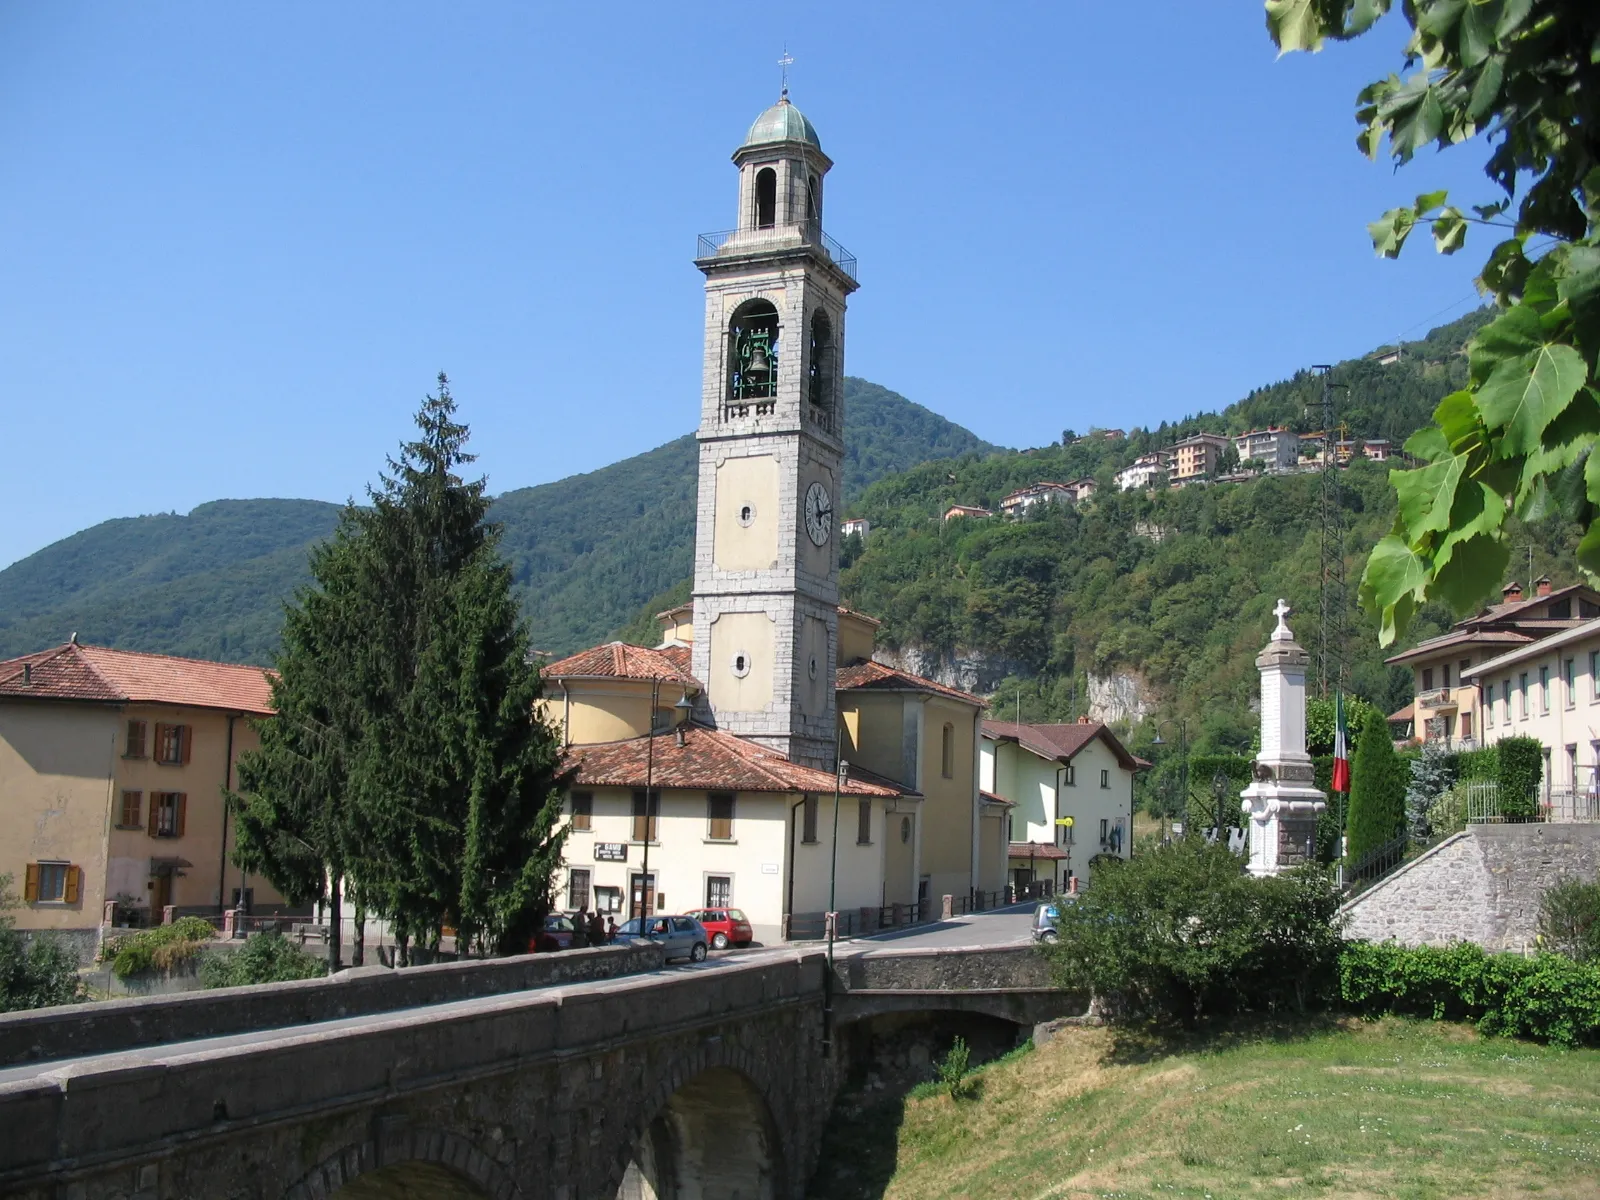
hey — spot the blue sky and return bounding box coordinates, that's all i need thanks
[1,2,1493,569]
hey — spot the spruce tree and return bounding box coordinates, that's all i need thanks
[1345,711,1406,864]
[232,375,568,964]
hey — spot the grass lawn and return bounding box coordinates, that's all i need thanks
[808,1018,1600,1199]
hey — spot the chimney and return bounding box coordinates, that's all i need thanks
[1535,575,1553,597]
[22,663,31,685]
[1077,715,1090,724]
[1503,581,1524,602]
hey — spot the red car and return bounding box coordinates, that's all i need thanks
[687,907,753,949]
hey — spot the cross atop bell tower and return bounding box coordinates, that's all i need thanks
[689,94,859,770]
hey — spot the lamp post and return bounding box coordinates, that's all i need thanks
[823,740,847,1056]
[1150,718,1189,837]
[637,677,660,925]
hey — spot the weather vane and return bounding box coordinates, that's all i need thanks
[779,46,794,99]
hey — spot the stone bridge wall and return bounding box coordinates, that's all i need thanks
[1342,823,1600,949]
[0,941,662,1068]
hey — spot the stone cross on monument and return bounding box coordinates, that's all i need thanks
[1240,599,1327,875]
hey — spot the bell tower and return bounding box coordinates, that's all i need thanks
[690,93,859,770]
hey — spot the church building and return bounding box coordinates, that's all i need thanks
[541,93,1004,943]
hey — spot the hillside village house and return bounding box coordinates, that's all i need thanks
[1063,477,1096,503]
[538,94,1000,944]
[1464,616,1600,818]
[840,518,870,539]
[0,640,285,959]
[1385,579,1600,749]
[980,719,1140,892]
[999,482,1070,517]
[942,504,992,522]
[1232,426,1299,473]
[1161,432,1230,483]
[1116,453,1164,492]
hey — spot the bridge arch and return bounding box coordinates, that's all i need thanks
[610,1047,791,1199]
[285,1128,520,1200]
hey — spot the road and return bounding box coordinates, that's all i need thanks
[0,904,1039,1087]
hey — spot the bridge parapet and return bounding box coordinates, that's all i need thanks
[832,943,1081,1026]
[0,941,663,1069]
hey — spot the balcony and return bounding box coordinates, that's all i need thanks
[1416,687,1457,711]
[696,220,858,282]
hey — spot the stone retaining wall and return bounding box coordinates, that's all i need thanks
[0,940,662,1068]
[1341,823,1600,949]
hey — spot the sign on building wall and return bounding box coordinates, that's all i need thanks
[595,843,628,862]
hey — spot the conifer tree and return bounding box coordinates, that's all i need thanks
[231,375,568,964]
[1345,711,1406,863]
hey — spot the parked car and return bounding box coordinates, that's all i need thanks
[686,907,754,949]
[616,915,709,962]
[528,913,579,953]
[1032,898,1070,944]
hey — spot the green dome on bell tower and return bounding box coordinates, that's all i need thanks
[741,96,821,150]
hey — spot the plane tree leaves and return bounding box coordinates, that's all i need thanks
[1269,0,1600,644]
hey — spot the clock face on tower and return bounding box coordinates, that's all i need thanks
[804,481,832,547]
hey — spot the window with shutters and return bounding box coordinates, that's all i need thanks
[1540,665,1551,714]
[150,792,186,838]
[567,868,591,912]
[802,794,819,843]
[26,862,74,904]
[155,723,190,765]
[118,790,143,829]
[857,797,872,844]
[707,793,735,841]
[1566,658,1578,708]
[569,791,593,831]
[124,719,147,758]
[631,789,659,843]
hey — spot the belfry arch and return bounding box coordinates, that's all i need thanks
[807,308,834,421]
[615,1066,786,1200]
[727,298,780,408]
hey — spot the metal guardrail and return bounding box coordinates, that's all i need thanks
[696,220,858,281]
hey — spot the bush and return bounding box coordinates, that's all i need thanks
[0,927,84,1012]
[1339,941,1600,1047]
[98,916,217,980]
[937,1036,972,1099]
[1044,837,1344,1024]
[1184,755,1252,834]
[1427,784,1471,837]
[198,933,327,988]
[1453,747,1498,781]
[1537,878,1600,964]
[1497,737,1543,820]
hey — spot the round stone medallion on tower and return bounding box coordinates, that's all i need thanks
[742,97,821,150]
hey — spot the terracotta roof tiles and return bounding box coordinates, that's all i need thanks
[542,641,700,687]
[836,660,984,706]
[565,724,902,797]
[982,719,1143,772]
[0,643,276,714]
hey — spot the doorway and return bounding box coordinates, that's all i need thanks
[630,873,657,919]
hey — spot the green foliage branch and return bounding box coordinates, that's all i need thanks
[1536,876,1600,963]
[1496,735,1545,817]
[1345,711,1409,861]
[97,916,217,981]
[0,874,84,1011]
[937,1036,974,1099]
[1268,1,1600,644]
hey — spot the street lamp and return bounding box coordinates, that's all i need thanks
[1150,718,1189,838]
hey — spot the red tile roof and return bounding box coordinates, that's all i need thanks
[980,790,1015,807]
[542,641,700,687]
[1008,841,1069,861]
[836,660,984,706]
[1382,628,1533,665]
[982,719,1143,772]
[0,642,276,714]
[565,724,903,797]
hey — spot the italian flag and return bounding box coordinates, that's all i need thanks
[1331,692,1351,793]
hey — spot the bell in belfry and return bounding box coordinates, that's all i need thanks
[745,341,770,377]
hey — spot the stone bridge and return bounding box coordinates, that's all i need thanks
[0,942,1069,1200]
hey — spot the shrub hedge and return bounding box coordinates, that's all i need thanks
[1497,737,1544,819]
[1338,941,1600,1047]
[98,916,216,980]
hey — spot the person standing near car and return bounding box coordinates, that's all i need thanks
[588,910,606,945]
[606,915,617,941]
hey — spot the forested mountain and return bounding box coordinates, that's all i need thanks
[0,379,995,662]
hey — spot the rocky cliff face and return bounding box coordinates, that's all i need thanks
[876,645,1029,695]
[1087,670,1152,725]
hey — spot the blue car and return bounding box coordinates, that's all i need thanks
[616,915,710,963]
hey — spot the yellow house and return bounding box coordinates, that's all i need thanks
[0,640,286,959]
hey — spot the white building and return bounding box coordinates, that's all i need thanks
[1116,453,1164,491]
[999,482,1070,517]
[1232,426,1300,473]
[979,719,1141,891]
[1465,616,1600,816]
[841,517,870,538]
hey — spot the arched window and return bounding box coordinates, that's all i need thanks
[727,299,779,407]
[808,309,834,418]
[754,167,777,229]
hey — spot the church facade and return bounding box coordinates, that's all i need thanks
[541,95,1004,943]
